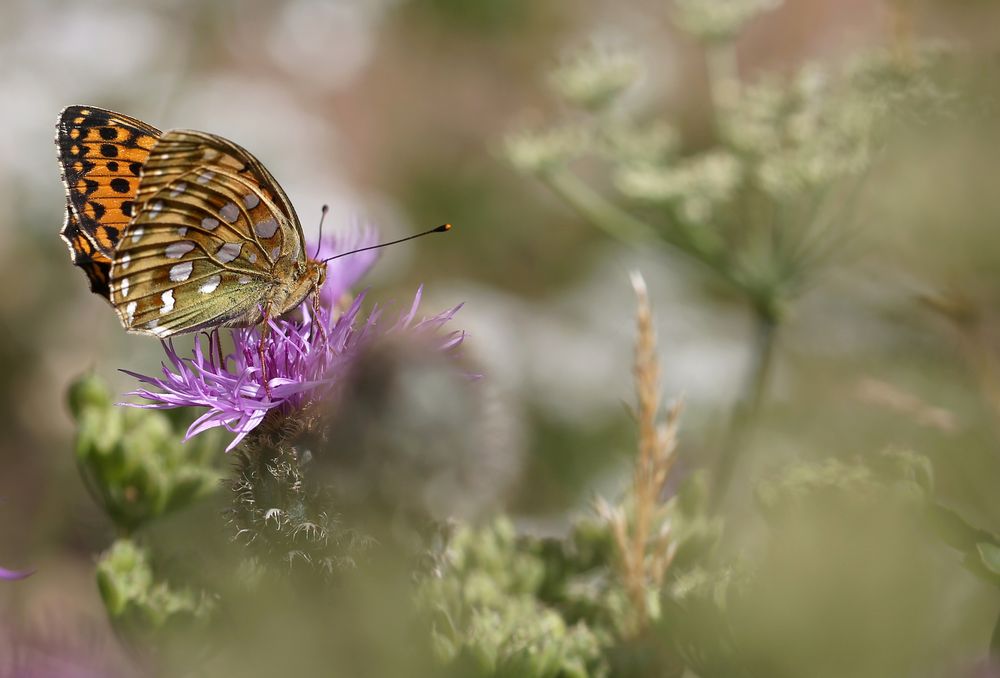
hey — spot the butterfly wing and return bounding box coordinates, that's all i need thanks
[62,207,112,298]
[55,106,162,265]
[108,129,307,337]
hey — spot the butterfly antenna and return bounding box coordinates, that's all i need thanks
[319,224,452,264]
[313,204,329,259]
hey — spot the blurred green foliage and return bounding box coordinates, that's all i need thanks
[96,538,214,649]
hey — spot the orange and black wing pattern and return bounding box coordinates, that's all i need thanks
[56,106,161,297]
[62,207,112,298]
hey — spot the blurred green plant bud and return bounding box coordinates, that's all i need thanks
[97,539,214,655]
[67,374,221,533]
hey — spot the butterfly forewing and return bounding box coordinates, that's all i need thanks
[56,106,162,271]
[109,129,306,337]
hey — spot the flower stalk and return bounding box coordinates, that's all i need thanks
[711,310,776,510]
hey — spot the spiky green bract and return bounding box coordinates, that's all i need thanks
[226,416,375,581]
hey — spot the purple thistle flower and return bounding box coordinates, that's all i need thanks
[122,227,464,451]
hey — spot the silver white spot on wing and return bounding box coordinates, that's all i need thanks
[125,301,137,324]
[130,226,144,243]
[146,319,169,337]
[177,226,188,236]
[120,253,131,270]
[271,246,280,260]
[169,182,187,197]
[160,290,175,314]
[201,217,219,231]
[238,275,251,285]
[199,275,221,294]
[243,193,260,210]
[254,218,278,238]
[248,253,257,264]
[216,242,241,263]
[149,201,163,218]
[166,241,195,259]
[120,277,130,298]
[219,202,239,223]
[169,261,193,282]
[196,170,215,185]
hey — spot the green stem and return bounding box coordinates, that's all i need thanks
[540,168,661,245]
[710,307,778,511]
[539,168,740,289]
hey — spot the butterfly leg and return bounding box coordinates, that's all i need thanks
[258,305,273,399]
[311,288,328,345]
[214,331,226,370]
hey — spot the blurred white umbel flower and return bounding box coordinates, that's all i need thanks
[502,125,589,174]
[672,0,783,43]
[550,44,642,111]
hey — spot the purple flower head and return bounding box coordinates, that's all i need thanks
[122,226,464,451]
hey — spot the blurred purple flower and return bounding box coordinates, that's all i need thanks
[0,565,31,581]
[316,220,380,308]
[122,227,464,451]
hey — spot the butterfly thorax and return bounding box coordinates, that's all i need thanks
[267,258,327,317]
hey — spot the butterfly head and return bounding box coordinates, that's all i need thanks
[305,257,328,291]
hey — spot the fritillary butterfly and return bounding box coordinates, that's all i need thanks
[56,105,331,337]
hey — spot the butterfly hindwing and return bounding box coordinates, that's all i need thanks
[109,129,306,337]
[56,106,162,258]
[61,206,112,299]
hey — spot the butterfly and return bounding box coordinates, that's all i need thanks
[56,105,329,339]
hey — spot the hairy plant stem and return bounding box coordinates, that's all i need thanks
[710,308,778,511]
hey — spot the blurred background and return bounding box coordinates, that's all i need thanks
[3,0,1000,675]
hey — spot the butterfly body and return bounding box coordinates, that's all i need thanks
[56,106,325,338]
